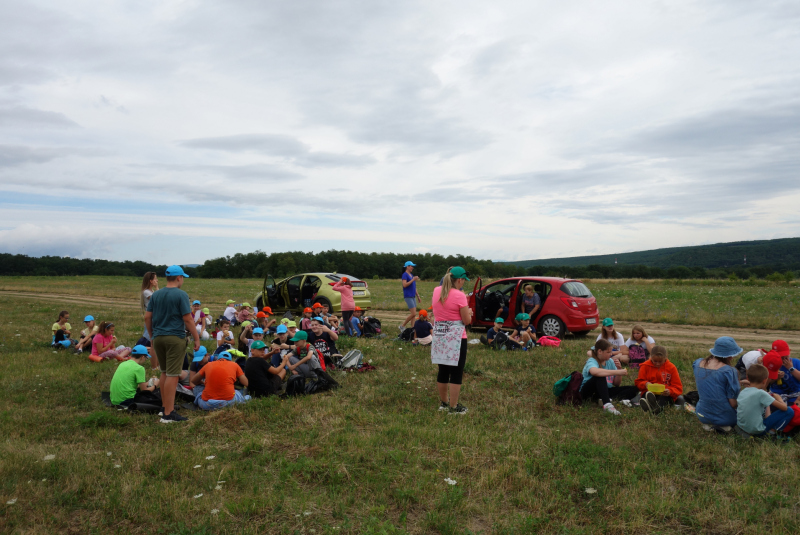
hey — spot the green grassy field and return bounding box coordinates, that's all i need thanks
[1,277,800,533]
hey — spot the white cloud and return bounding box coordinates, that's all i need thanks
[0,0,799,263]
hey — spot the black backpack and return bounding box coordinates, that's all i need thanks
[362,318,381,337]
[399,327,415,342]
[285,375,306,396]
[489,330,512,350]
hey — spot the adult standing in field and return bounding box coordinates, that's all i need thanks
[401,261,421,331]
[140,272,158,342]
[144,265,200,424]
[693,336,742,432]
[332,277,356,336]
[431,266,472,415]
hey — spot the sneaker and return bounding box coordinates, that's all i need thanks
[639,396,651,413]
[158,406,180,416]
[479,335,488,345]
[398,325,404,333]
[438,401,449,412]
[602,402,621,416]
[621,399,637,408]
[448,403,468,415]
[645,392,662,415]
[159,411,188,423]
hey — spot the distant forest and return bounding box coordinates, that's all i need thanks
[0,242,797,281]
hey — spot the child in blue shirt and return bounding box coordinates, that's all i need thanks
[580,339,636,415]
[737,363,793,435]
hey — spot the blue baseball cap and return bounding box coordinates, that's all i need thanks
[83,315,94,322]
[216,351,232,361]
[404,261,416,267]
[191,346,208,362]
[312,316,325,323]
[192,300,201,305]
[252,327,264,334]
[131,345,150,357]
[165,265,190,277]
[276,324,288,334]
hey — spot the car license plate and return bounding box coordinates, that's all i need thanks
[353,291,365,296]
[585,318,597,325]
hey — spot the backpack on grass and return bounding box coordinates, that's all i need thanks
[553,371,583,406]
[538,336,561,347]
[399,328,415,342]
[337,349,363,369]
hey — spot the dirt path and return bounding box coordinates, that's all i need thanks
[3,290,797,347]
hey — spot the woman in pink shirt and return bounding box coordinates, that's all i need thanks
[431,266,473,415]
[332,277,356,335]
[89,321,132,362]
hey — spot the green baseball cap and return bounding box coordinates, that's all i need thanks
[290,330,308,342]
[242,302,251,307]
[494,317,504,323]
[287,321,297,328]
[250,340,267,350]
[202,307,210,314]
[226,299,235,305]
[450,266,470,281]
[515,313,525,322]
[602,317,614,327]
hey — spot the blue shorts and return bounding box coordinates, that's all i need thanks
[404,297,417,309]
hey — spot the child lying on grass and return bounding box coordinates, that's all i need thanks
[635,345,685,414]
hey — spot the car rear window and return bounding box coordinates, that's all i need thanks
[561,281,592,298]
[325,274,366,287]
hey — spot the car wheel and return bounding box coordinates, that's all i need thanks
[539,315,565,338]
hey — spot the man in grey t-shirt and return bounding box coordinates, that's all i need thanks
[145,265,200,423]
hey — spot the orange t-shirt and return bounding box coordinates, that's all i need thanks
[634,358,683,400]
[196,360,244,401]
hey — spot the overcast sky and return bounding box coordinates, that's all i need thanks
[1,0,799,265]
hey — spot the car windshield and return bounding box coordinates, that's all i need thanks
[561,281,592,298]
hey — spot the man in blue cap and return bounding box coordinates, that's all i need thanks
[145,265,200,423]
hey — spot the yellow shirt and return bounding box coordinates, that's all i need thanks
[52,322,71,332]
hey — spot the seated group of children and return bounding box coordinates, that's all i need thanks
[52,310,134,362]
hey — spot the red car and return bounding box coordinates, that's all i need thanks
[467,276,599,338]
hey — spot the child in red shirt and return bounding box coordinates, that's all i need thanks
[635,345,685,414]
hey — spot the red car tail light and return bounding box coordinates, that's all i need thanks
[560,297,579,308]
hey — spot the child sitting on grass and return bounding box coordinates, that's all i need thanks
[763,341,800,405]
[736,363,793,436]
[580,339,637,416]
[109,345,159,406]
[89,322,132,362]
[74,315,99,353]
[624,325,655,371]
[635,345,685,414]
[190,350,250,410]
[512,313,537,348]
[51,310,73,348]
[300,307,314,331]
[215,318,235,353]
[412,310,433,346]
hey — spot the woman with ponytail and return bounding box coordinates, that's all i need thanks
[431,266,472,415]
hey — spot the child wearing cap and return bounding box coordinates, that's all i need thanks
[75,315,99,353]
[256,311,277,334]
[223,300,237,322]
[511,313,537,348]
[189,346,209,383]
[635,345,685,414]
[190,351,250,410]
[590,318,628,361]
[764,341,800,404]
[287,330,339,387]
[239,324,266,357]
[109,345,159,406]
[349,307,364,337]
[412,310,433,346]
[51,310,73,348]
[333,277,356,336]
[89,321,132,362]
[737,363,793,435]
[300,307,314,331]
[246,340,289,397]
[735,348,767,381]
[237,303,252,325]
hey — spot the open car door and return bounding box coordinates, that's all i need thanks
[262,274,281,310]
[467,276,482,315]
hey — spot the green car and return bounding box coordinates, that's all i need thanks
[254,272,372,314]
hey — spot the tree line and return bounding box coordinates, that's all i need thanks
[0,251,795,281]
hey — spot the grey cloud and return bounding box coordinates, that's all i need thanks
[0,145,71,167]
[0,106,79,128]
[179,133,376,168]
[133,162,303,182]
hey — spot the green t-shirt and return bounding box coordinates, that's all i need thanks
[146,287,191,338]
[110,360,146,405]
[736,387,776,435]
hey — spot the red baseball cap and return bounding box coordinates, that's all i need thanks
[419,310,428,316]
[341,277,349,283]
[354,306,362,311]
[772,340,791,357]
[256,311,267,318]
[763,351,783,380]
[262,307,272,314]
[303,307,313,313]
[312,303,323,308]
